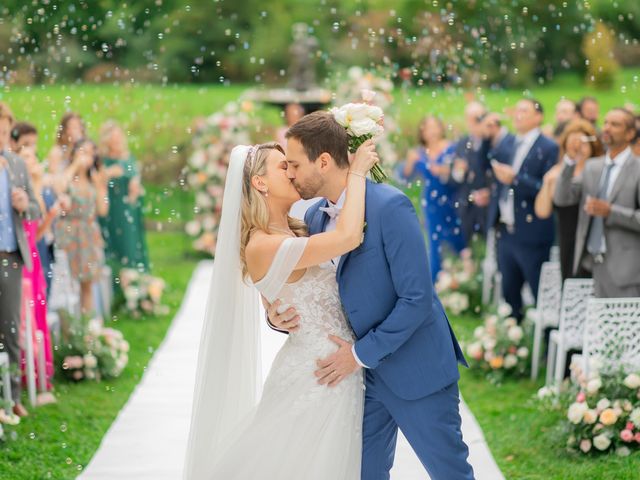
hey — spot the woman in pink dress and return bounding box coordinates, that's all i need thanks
[20,145,56,390]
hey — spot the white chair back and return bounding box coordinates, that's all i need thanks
[537,262,562,328]
[558,279,595,350]
[584,297,640,375]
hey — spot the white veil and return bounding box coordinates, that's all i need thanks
[183,145,262,479]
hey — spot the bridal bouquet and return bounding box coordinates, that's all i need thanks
[330,99,387,183]
[537,363,640,456]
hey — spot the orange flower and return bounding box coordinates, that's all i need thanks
[490,356,504,369]
[599,408,618,426]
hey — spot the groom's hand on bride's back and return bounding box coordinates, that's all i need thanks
[265,298,301,333]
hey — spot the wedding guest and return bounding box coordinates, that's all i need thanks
[276,103,305,147]
[20,145,56,389]
[555,108,640,297]
[534,119,604,281]
[577,96,600,128]
[11,123,60,297]
[98,121,149,276]
[54,139,109,316]
[450,101,492,242]
[0,102,41,417]
[401,116,466,281]
[47,112,86,176]
[487,99,558,320]
[551,99,577,139]
[10,121,38,151]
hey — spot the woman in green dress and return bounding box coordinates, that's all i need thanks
[98,121,149,277]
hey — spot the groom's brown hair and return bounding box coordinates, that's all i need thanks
[286,111,349,169]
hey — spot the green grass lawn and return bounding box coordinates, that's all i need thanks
[0,231,198,480]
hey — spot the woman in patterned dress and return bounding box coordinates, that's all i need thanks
[54,139,109,316]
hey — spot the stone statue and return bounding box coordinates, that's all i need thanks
[288,23,318,91]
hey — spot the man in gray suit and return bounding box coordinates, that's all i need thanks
[555,108,640,298]
[0,102,41,417]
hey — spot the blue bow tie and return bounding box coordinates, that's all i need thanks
[319,204,342,219]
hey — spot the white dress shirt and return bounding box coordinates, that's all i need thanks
[322,189,367,368]
[499,127,541,226]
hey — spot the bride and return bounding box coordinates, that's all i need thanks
[184,140,379,479]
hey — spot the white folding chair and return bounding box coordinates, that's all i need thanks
[482,228,498,306]
[545,278,594,386]
[0,352,12,411]
[583,297,640,377]
[530,261,562,380]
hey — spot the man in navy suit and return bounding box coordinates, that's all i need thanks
[487,99,558,320]
[269,111,474,480]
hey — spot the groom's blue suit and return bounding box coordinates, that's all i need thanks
[305,181,474,480]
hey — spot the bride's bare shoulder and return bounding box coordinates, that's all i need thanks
[245,231,290,277]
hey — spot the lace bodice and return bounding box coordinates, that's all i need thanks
[254,237,356,352]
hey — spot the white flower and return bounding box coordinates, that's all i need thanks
[507,326,523,343]
[586,378,602,394]
[196,192,213,209]
[330,107,349,127]
[473,326,485,339]
[504,354,518,369]
[202,216,217,232]
[185,220,201,237]
[623,373,640,389]
[517,347,529,358]
[504,318,517,328]
[485,315,498,328]
[361,89,377,103]
[583,409,598,424]
[466,342,483,360]
[616,446,631,457]
[596,398,611,411]
[629,408,640,428]
[483,338,497,351]
[189,150,206,169]
[497,303,512,317]
[537,386,553,399]
[593,434,611,451]
[349,117,378,137]
[567,402,588,424]
[83,354,98,369]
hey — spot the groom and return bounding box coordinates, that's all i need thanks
[268,111,474,480]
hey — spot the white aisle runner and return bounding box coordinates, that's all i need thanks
[80,261,503,480]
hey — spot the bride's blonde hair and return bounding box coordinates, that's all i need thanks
[240,142,308,279]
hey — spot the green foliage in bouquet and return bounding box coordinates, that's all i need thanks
[463,303,533,384]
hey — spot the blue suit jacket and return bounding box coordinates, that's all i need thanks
[305,181,467,400]
[486,132,558,246]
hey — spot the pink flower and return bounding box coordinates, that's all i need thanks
[626,422,635,431]
[620,430,634,442]
[579,439,592,453]
[576,392,586,403]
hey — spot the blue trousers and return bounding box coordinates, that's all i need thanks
[361,370,474,480]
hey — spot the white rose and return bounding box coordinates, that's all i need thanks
[83,354,98,369]
[473,326,485,339]
[364,104,383,122]
[485,315,498,328]
[189,151,206,169]
[507,326,524,343]
[616,446,631,457]
[361,89,377,103]
[196,192,213,209]
[497,303,512,317]
[596,398,611,411]
[623,373,640,389]
[504,354,518,369]
[593,434,611,451]
[629,408,640,428]
[330,107,349,127]
[586,378,602,394]
[348,117,378,137]
[567,402,588,424]
[517,347,529,358]
[537,386,553,399]
[483,338,497,351]
[504,318,517,328]
[583,409,598,424]
[466,342,483,360]
[185,220,201,237]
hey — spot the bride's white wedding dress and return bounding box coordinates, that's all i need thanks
[207,236,364,479]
